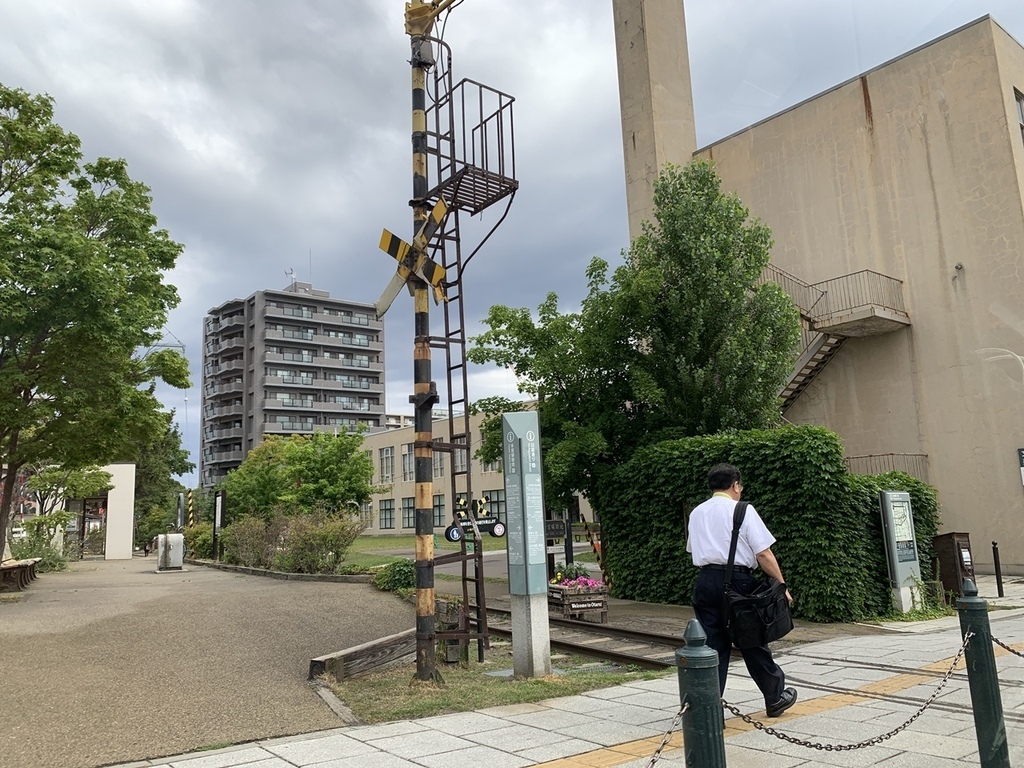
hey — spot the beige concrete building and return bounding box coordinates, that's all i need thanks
[359,412,506,535]
[615,6,1024,569]
[359,411,592,535]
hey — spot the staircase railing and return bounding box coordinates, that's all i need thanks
[810,269,906,323]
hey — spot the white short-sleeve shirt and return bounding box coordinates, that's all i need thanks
[686,494,775,569]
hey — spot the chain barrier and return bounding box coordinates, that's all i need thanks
[721,630,974,752]
[644,702,688,768]
[991,635,1024,660]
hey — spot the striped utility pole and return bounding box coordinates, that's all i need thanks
[186,489,194,527]
[406,0,450,683]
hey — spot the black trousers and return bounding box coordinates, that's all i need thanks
[692,568,786,704]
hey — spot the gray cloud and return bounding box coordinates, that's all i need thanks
[2,0,1021,481]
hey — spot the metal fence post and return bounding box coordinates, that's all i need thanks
[676,619,726,768]
[957,578,1010,768]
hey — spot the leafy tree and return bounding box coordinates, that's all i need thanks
[23,465,113,517]
[468,161,800,508]
[222,431,381,518]
[0,85,188,549]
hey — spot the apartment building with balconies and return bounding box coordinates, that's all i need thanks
[200,281,385,488]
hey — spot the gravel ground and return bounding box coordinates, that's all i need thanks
[0,557,414,768]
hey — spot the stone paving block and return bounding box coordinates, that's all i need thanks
[621,676,678,693]
[553,720,664,747]
[870,750,972,767]
[478,702,549,717]
[514,737,607,763]
[463,723,567,752]
[260,727,351,747]
[366,730,478,760]
[414,711,510,736]
[169,747,276,768]
[721,744,809,768]
[264,732,380,764]
[584,701,677,727]
[413,744,533,768]
[504,707,600,731]
[883,730,979,759]
[609,690,681,711]
[343,720,428,742]
[299,754,421,768]
[579,686,642,701]
[724,729,901,765]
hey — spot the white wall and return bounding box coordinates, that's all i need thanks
[103,463,136,560]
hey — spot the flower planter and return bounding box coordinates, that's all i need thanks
[547,583,608,623]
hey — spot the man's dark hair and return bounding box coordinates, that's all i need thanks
[708,463,741,491]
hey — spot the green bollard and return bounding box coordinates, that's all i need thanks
[957,578,1010,768]
[676,619,726,768]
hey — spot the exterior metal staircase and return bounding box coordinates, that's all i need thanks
[758,264,910,412]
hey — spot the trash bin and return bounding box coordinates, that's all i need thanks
[932,532,974,598]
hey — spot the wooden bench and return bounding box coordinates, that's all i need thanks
[1,558,41,592]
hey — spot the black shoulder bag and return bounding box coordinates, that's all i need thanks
[723,501,794,650]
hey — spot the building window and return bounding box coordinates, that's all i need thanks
[402,443,415,482]
[402,497,416,529]
[432,451,444,478]
[379,446,394,483]
[378,499,395,530]
[483,457,502,474]
[433,494,446,527]
[485,489,506,523]
[1017,90,1024,147]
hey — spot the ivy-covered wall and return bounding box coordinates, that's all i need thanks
[595,426,940,622]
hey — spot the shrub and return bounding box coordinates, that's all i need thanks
[221,513,287,568]
[11,511,71,572]
[372,559,416,593]
[273,513,366,574]
[595,426,942,622]
[11,537,68,572]
[184,522,214,559]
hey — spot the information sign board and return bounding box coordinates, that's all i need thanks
[502,412,548,596]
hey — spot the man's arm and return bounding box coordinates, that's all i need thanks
[755,547,793,604]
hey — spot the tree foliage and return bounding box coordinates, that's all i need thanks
[468,161,800,506]
[24,465,113,517]
[222,431,380,519]
[0,84,189,547]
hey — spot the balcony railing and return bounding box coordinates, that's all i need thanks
[844,453,929,484]
[811,270,906,323]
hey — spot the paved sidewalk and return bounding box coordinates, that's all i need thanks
[112,576,1024,768]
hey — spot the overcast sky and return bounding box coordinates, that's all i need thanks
[2,1,1023,484]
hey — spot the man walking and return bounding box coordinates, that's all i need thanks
[687,463,797,717]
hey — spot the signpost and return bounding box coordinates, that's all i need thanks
[502,411,551,677]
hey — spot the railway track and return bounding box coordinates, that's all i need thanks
[485,606,680,669]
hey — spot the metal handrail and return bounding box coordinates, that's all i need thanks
[811,269,906,321]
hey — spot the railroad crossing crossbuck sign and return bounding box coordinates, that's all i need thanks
[374,198,449,318]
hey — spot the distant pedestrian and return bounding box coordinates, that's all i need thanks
[687,463,797,718]
[143,541,150,557]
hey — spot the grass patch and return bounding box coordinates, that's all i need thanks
[328,642,669,723]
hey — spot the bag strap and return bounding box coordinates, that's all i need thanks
[724,501,749,589]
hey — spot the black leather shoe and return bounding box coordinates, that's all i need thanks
[766,687,797,717]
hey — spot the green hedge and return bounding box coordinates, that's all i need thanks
[595,426,940,622]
